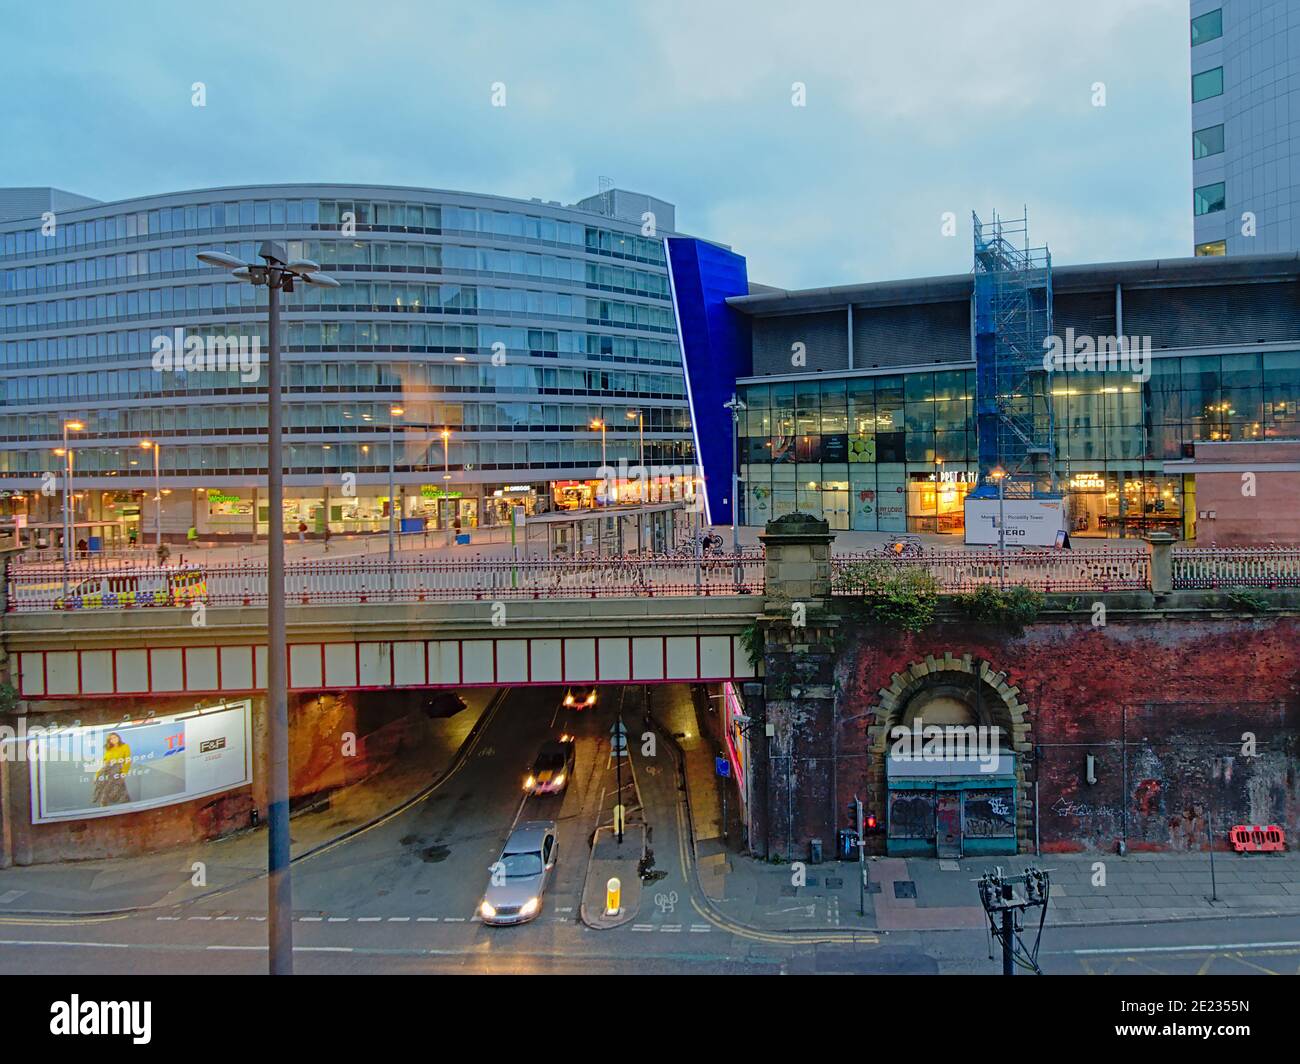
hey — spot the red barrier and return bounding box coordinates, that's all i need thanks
[1229,825,1286,852]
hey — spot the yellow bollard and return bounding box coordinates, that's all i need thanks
[605,877,621,916]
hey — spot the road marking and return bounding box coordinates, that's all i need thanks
[0,891,27,904]
[187,916,212,921]
[327,917,349,923]
[1067,939,1300,956]
[156,916,181,921]
[417,917,439,922]
[444,917,466,923]
[690,924,711,933]
[299,916,323,922]
[631,925,655,931]
[357,917,381,922]
[0,939,129,949]
[247,916,265,922]
[216,916,239,921]
[388,917,410,922]
[661,925,681,933]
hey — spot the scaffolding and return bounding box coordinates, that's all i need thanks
[972,210,1057,497]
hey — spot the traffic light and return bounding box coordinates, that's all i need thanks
[864,812,880,833]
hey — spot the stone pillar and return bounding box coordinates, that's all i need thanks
[1146,532,1175,595]
[756,513,837,861]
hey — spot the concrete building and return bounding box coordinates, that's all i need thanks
[1190,1,1300,256]
[0,183,699,545]
[668,247,1300,541]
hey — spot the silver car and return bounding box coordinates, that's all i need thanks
[479,820,558,926]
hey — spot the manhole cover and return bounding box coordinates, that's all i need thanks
[865,880,882,894]
[806,877,820,887]
[893,880,917,899]
[825,877,844,889]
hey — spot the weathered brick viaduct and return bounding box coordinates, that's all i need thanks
[746,514,1300,859]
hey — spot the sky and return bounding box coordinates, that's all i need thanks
[0,0,1192,289]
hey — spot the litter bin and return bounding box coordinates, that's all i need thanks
[87,536,102,553]
[837,828,860,861]
[455,533,471,545]
[809,837,823,864]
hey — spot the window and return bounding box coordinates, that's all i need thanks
[1192,66,1223,102]
[1191,9,1222,46]
[1192,123,1224,159]
[1195,240,1227,256]
[1194,181,1225,216]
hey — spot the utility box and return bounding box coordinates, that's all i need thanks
[809,837,823,864]
[837,828,860,861]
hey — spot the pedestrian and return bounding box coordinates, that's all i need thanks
[322,524,331,553]
[186,524,198,546]
[298,520,307,543]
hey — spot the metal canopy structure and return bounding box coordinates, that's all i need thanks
[972,210,1057,497]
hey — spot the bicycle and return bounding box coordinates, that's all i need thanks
[880,536,925,559]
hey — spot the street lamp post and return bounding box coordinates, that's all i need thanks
[626,409,645,502]
[440,429,452,546]
[387,405,405,571]
[197,243,339,977]
[590,419,607,507]
[59,419,83,595]
[991,466,1007,589]
[140,440,161,548]
[723,395,747,584]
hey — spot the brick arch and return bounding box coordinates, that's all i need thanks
[860,652,1034,851]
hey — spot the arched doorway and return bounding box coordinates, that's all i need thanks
[865,655,1030,857]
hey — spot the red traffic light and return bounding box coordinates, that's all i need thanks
[865,813,879,831]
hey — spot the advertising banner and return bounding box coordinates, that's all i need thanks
[964,497,1066,547]
[28,700,253,823]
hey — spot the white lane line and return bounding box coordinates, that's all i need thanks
[1068,939,1300,956]
[357,917,381,922]
[661,925,682,933]
[327,917,349,923]
[156,916,181,921]
[247,916,266,922]
[444,917,466,923]
[299,916,323,922]
[631,924,655,932]
[388,917,410,922]
[417,917,439,922]
[216,916,239,921]
[187,916,212,921]
[0,939,130,949]
[690,925,711,933]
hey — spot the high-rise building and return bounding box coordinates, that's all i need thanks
[0,183,698,542]
[1190,2,1300,255]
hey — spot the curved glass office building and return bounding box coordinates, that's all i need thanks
[0,183,695,542]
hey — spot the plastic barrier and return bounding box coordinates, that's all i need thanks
[1229,824,1286,852]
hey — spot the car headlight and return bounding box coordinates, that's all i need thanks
[586,693,596,704]
[552,773,565,788]
[480,900,496,919]
[523,776,535,790]
[520,897,539,917]
[564,695,574,705]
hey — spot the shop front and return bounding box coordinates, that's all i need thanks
[886,753,1018,858]
[906,469,976,534]
[1065,471,1187,539]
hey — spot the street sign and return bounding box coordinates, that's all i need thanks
[715,756,730,778]
[610,721,627,736]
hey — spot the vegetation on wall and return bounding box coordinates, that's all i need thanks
[834,561,939,633]
[739,621,764,668]
[952,585,1046,635]
[1225,587,1271,614]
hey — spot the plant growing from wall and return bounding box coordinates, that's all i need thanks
[739,621,764,668]
[953,585,1045,635]
[835,561,939,633]
[1225,587,1270,614]
[0,680,17,716]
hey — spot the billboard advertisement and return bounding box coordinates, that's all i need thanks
[28,701,253,823]
[964,497,1066,547]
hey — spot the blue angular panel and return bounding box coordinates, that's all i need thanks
[665,238,751,525]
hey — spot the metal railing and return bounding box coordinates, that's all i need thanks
[4,552,767,612]
[1172,547,1300,590]
[831,548,1151,594]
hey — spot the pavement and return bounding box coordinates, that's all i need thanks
[0,689,498,915]
[659,687,1300,935]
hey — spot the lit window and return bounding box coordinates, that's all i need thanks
[1191,9,1223,47]
[1194,181,1226,216]
[1192,66,1223,102]
[1195,240,1227,256]
[1192,124,1224,159]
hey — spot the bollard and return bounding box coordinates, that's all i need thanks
[605,877,621,916]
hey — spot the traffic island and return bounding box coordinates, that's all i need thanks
[579,825,644,929]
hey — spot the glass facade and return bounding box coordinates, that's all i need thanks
[0,185,696,537]
[739,351,1300,537]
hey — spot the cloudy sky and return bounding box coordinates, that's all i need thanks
[2,0,1191,288]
